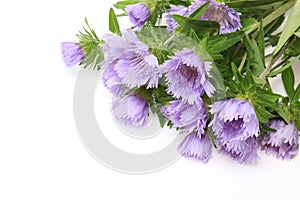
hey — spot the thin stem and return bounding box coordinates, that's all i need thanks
[270,56,291,72]
[164,33,175,47]
[232,42,243,58]
[259,51,284,79]
[259,37,294,79]
[238,52,248,72]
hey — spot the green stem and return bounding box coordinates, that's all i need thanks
[164,33,175,47]
[238,52,248,72]
[259,36,296,79]
[270,56,291,72]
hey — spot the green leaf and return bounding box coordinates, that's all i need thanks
[290,103,300,129]
[268,56,300,77]
[260,124,277,133]
[255,105,270,123]
[252,76,267,85]
[273,0,300,55]
[231,62,243,84]
[274,106,290,124]
[77,18,101,52]
[109,8,121,35]
[260,92,282,102]
[240,18,258,31]
[208,32,244,53]
[152,85,174,105]
[268,35,279,47]
[255,90,281,107]
[226,0,286,9]
[291,84,300,103]
[189,29,201,43]
[188,1,209,19]
[151,105,167,128]
[244,35,265,76]
[173,14,219,36]
[157,112,167,128]
[113,0,138,10]
[295,28,300,38]
[80,45,104,70]
[258,21,265,64]
[169,0,191,6]
[265,15,285,35]
[282,66,295,97]
[244,67,256,89]
[287,37,300,56]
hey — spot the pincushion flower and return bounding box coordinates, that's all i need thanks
[161,48,215,104]
[161,99,208,135]
[161,99,211,163]
[221,137,259,164]
[61,42,84,67]
[178,132,212,163]
[210,99,259,164]
[190,0,242,34]
[102,30,159,93]
[126,3,151,29]
[261,119,299,160]
[102,62,129,97]
[111,94,149,127]
[166,5,189,32]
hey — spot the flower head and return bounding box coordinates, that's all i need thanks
[166,5,189,32]
[221,137,259,164]
[102,30,159,94]
[210,99,259,164]
[61,42,84,67]
[190,0,242,34]
[161,99,208,136]
[111,94,149,127]
[102,61,129,97]
[261,119,299,160]
[126,3,151,29]
[161,48,215,104]
[178,132,212,163]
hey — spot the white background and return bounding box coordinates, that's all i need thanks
[1,0,300,199]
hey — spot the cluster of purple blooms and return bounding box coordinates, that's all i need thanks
[124,0,242,34]
[166,0,242,34]
[61,0,299,164]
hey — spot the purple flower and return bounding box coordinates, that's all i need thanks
[221,137,259,164]
[111,94,149,127]
[61,42,84,67]
[178,132,212,163]
[261,119,299,160]
[161,99,208,136]
[166,5,189,32]
[210,99,259,164]
[190,0,242,34]
[189,0,207,11]
[161,48,215,104]
[162,99,211,163]
[125,3,151,29]
[102,61,129,97]
[102,30,159,95]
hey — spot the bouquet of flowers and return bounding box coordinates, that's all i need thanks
[61,0,300,164]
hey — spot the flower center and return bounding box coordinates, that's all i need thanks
[224,117,244,134]
[204,6,225,23]
[179,64,198,82]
